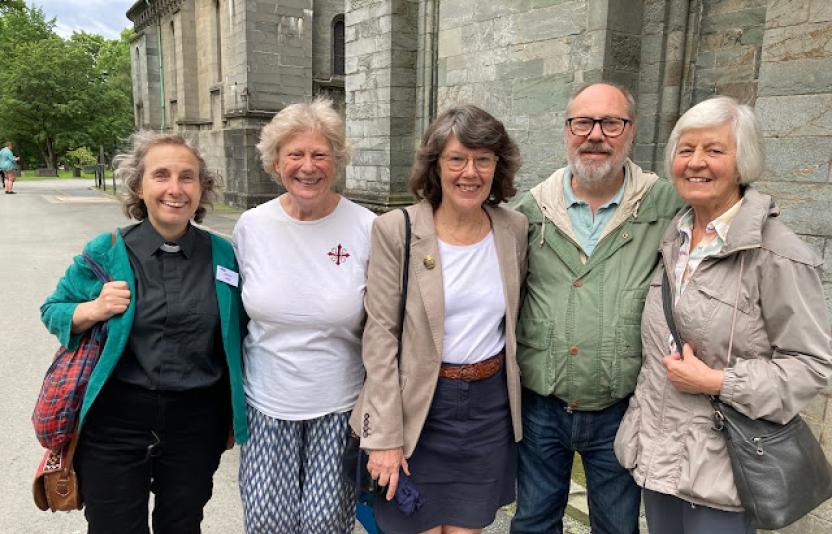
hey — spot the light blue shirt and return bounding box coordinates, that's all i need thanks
[0,147,16,172]
[563,166,628,256]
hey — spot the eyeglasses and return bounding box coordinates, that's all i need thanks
[441,154,499,172]
[566,117,631,137]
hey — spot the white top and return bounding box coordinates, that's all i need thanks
[438,232,506,364]
[232,196,376,420]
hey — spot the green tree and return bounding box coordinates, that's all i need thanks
[0,36,95,168]
[65,146,96,168]
[0,0,25,13]
[73,29,135,161]
[0,7,134,169]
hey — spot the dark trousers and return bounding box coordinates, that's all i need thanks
[643,489,755,534]
[75,379,230,534]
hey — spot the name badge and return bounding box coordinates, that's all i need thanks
[216,265,239,287]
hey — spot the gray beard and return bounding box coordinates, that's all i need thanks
[568,154,618,189]
[566,141,632,190]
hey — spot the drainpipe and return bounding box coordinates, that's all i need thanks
[145,0,166,130]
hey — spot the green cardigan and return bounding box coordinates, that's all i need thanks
[41,228,249,443]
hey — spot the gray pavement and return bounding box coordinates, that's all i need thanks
[0,179,592,534]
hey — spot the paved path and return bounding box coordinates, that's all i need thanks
[0,179,592,534]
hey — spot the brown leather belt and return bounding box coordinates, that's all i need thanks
[439,353,504,381]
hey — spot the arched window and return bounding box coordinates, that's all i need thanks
[332,15,345,76]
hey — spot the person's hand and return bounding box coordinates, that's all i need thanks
[367,447,410,501]
[225,426,235,450]
[662,343,724,395]
[92,281,131,321]
[70,280,131,334]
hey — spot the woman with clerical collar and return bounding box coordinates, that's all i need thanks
[41,131,248,533]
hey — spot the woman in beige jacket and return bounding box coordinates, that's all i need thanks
[614,96,832,533]
[349,104,527,534]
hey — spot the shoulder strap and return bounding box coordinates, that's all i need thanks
[396,209,412,359]
[661,267,684,355]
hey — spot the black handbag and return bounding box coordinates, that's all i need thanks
[342,208,412,497]
[660,263,832,530]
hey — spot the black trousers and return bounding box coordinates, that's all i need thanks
[75,379,231,534]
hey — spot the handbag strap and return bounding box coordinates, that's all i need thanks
[62,430,81,471]
[81,231,116,284]
[725,255,744,369]
[660,267,685,354]
[396,208,412,352]
[82,253,110,284]
[662,255,746,410]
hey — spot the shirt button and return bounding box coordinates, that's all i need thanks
[622,232,630,240]
[573,279,582,288]
[569,346,579,356]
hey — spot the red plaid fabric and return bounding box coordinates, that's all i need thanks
[32,325,106,450]
[33,252,110,451]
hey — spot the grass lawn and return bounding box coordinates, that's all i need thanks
[572,453,587,487]
[15,169,114,181]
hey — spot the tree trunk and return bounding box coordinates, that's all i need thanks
[45,137,57,169]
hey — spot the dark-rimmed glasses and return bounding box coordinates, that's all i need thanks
[566,117,631,137]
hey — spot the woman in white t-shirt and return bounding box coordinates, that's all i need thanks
[233,98,375,534]
[351,105,528,534]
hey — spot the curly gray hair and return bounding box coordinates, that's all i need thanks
[114,130,221,224]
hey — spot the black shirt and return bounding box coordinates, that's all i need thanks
[115,220,225,391]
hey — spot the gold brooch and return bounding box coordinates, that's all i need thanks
[423,255,436,270]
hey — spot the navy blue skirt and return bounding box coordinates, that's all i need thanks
[375,366,516,533]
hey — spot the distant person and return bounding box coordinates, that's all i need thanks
[41,131,248,533]
[0,141,20,194]
[233,98,375,534]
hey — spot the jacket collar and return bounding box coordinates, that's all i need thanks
[407,199,517,359]
[660,186,777,258]
[530,159,661,243]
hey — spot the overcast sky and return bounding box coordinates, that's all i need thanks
[28,0,136,40]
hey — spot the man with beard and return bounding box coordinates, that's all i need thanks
[510,82,682,534]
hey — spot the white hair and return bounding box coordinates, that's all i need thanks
[665,96,764,185]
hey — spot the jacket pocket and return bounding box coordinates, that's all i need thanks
[614,400,641,470]
[516,319,552,351]
[614,323,643,397]
[619,287,649,324]
[676,423,741,508]
[696,281,752,316]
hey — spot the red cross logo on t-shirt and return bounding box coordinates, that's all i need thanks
[328,244,350,266]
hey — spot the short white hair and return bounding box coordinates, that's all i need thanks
[665,96,764,185]
[256,97,351,180]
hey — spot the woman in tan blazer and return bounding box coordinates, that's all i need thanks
[349,104,528,534]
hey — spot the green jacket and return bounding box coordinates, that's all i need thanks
[513,159,682,410]
[40,228,249,443]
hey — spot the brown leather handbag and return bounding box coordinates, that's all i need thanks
[32,431,83,512]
